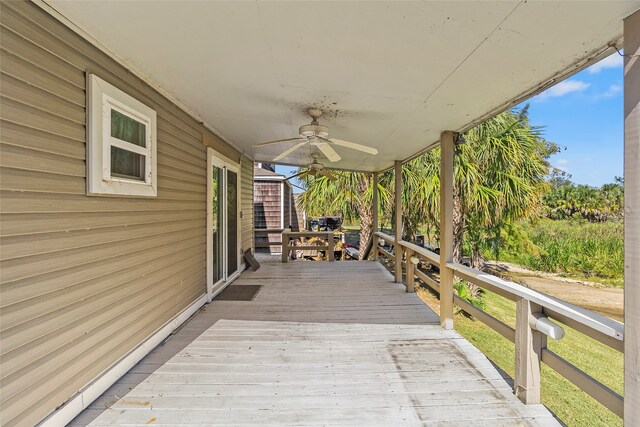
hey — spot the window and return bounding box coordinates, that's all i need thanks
[88,74,157,197]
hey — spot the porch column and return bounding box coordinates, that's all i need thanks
[288,187,292,228]
[372,172,379,261]
[439,131,455,329]
[624,9,640,423]
[394,160,403,283]
[280,181,285,229]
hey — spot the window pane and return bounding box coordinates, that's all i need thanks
[111,146,145,181]
[212,166,224,282]
[111,109,146,147]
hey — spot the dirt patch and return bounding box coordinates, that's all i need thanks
[485,261,623,322]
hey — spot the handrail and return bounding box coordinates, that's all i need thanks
[283,231,336,237]
[448,262,624,344]
[255,228,285,233]
[374,231,397,261]
[374,231,395,243]
[399,239,439,264]
[378,238,625,418]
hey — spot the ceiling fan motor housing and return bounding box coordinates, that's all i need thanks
[308,161,323,171]
[299,124,329,138]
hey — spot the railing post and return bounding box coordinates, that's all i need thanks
[439,131,454,329]
[405,248,415,293]
[394,160,403,283]
[327,231,335,262]
[515,298,545,404]
[624,9,640,423]
[281,231,289,263]
[372,172,379,261]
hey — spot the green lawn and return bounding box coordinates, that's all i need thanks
[487,219,624,288]
[453,290,623,427]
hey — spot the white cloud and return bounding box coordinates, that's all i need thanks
[596,83,622,99]
[588,54,623,74]
[537,80,590,99]
[557,159,569,166]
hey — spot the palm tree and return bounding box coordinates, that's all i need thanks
[457,108,553,267]
[296,172,390,259]
[297,106,554,269]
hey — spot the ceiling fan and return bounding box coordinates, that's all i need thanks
[253,108,378,162]
[286,158,338,182]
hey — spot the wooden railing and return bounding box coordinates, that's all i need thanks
[281,231,335,263]
[373,231,396,261]
[373,231,625,418]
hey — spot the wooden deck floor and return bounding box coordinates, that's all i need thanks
[254,252,282,263]
[71,261,559,426]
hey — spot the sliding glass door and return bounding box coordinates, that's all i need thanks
[207,150,241,300]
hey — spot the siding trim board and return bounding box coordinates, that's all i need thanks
[0,1,254,425]
[38,294,207,427]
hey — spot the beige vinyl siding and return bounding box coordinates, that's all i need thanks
[240,157,254,253]
[203,129,241,164]
[0,1,241,425]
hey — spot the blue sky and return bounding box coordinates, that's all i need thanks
[277,53,624,189]
[521,53,624,186]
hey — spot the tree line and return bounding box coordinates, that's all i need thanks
[544,176,624,222]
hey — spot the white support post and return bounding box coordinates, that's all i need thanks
[439,131,455,329]
[372,172,379,261]
[514,299,544,404]
[624,9,640,423]
[394,160,403,284]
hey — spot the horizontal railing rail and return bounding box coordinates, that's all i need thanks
[255,228,286,234]
[448,262,624,350]
[373,235,624,418]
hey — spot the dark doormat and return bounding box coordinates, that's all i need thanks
[215,285,262,301]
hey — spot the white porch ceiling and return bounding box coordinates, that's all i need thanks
[46,1,639,172]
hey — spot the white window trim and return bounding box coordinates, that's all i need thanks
[88,74,157,197]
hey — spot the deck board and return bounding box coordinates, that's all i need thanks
[70,261,559,426]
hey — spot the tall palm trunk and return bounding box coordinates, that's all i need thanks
[452,184,464,263]
[356,176,373,260]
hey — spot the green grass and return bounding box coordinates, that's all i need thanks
[454,291,623,427]
[491,219,624,287]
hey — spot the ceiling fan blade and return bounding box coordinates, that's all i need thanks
[285,171,307,181]
[253,137,305,148]
[273,141,308,161]
[328,138,378,155]
[317,142,341,162]
[320,170,338,181]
